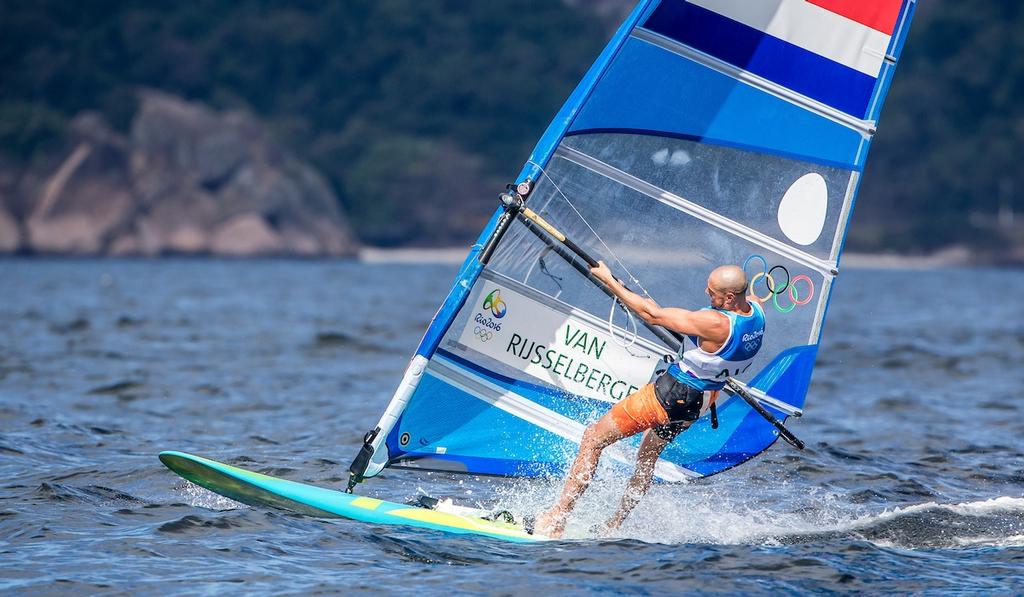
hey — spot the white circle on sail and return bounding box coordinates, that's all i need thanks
[777,173,827,246]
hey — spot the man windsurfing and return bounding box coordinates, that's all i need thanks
[534,261,766,539]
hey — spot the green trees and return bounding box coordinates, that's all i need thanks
[855,1,1022,254]
[1,1,1020,253]
[1,1,606,244]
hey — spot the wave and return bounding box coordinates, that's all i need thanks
[631,495,1024,549]
[832,496,1024,549]
[35,482,147,507]
[497,478,1024,549]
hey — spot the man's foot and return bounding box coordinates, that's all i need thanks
[533,509,567,539]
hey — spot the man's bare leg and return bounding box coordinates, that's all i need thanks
[534,413,626,538]
[603,427,681,533]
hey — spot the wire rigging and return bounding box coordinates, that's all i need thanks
[526,160,653,299]
[527,160,650,352]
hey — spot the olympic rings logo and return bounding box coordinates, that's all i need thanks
[482,289,507,318]
[743,254,815,314]
[473,326,494,342]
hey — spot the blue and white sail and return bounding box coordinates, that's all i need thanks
[353,0,917,483]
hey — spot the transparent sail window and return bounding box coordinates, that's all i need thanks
[562,132,854,261]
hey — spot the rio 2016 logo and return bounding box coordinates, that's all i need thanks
[483,290,507,319]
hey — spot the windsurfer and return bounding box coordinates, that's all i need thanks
[534,261,766,538]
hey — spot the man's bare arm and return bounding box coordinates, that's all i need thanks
[645,306,730,342]
[590,261,729,342]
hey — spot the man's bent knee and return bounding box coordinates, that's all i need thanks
[581,418,621,450]
[579,425,605,450]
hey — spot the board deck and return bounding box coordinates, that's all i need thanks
[159,451,544,543]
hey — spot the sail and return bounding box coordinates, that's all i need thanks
[354,0,917,482]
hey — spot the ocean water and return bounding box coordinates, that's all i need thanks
[1,259,1022,595]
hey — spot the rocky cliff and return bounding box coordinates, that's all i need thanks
[0,91,358,257]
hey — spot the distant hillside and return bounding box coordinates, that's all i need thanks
[1,1,1021,259]
[0,0,606,248]
[853,0,1023,259]
[1,90,358,256]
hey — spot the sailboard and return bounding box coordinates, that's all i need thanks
[347,0,919,487]
[159,452,544,542]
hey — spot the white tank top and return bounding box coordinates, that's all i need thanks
[668,301,766,391]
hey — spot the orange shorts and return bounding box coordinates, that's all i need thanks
[608,383,669,437]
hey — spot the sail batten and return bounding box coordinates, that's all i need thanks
[555,145,840,275]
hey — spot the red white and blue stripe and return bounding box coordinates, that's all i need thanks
[640,0,905,119]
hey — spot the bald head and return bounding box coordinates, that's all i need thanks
[710,265,748,296]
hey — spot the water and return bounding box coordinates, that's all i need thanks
[1,259,1023,595]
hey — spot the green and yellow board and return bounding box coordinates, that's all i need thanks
[159,451,544,543]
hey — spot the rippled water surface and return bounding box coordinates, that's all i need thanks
[2,259,1023,595]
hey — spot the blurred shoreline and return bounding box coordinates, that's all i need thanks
[1,245,1013,269]
[360,245,997,269]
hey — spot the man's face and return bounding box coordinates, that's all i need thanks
[705,277,730,309]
